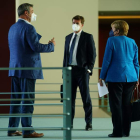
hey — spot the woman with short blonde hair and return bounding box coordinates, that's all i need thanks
[99,20,139,138]
[111,20,129,36]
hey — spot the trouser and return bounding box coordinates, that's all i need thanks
[71,66,92,125]
[8,76,36,135]
[108,82,136,136]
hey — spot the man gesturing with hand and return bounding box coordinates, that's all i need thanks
[8,3,55,138]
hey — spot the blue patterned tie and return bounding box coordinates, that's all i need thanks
[69,34,77,64]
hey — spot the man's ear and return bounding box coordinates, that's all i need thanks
[24,11,28,16]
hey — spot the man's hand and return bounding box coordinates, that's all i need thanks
[87,69,91,73]
[48,37,56,46]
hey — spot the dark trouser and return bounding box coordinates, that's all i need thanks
[8,77,36,135]
[108,82,136,136]
[71,66,92,125]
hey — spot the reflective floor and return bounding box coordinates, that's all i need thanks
[0,118,140,140]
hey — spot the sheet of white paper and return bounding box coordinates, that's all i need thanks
[97,80,109,97]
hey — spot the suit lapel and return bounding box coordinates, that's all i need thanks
[77,31,85,51]
[66,33,73,53]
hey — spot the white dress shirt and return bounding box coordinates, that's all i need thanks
[69,30,82,65]
[18,18,31,25]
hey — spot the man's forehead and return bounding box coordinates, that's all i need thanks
[72,19,81,23]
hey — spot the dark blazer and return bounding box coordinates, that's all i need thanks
[63,31,96,75]
[8,19,54,79]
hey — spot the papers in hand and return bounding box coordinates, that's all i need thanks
[97,80,109,97]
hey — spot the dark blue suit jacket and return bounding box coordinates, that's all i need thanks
[63,31,96,75]
[8,19,54,79]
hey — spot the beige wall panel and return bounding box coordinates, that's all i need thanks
[99,0,140,11]
[17,0,101,117]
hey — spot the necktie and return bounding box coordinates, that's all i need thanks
[69,34,77,64]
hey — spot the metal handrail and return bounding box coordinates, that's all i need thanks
[0,67,101,70]
[0,98,69,101]
[0,127,69,131]
[0,67,72,140]
[0,113,68,118]
[0,66,106,140]
[0,103,63,106]
[0,67,65,70]
[36,83,98,85]
[0,92,62,94]
[35,90,98,92]
[0,98,107,101]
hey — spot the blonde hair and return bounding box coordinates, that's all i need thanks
[111,20,129,36]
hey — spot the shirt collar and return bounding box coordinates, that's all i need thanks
[18,18,31,25]
[73,30,83,36]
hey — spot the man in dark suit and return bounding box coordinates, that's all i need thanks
[8,3,55,138]
[63,15,96,130]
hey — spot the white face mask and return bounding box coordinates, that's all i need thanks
[72,24,80,32]
[31,13,37,22]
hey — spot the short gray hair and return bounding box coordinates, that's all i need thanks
[18,3,33,17]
